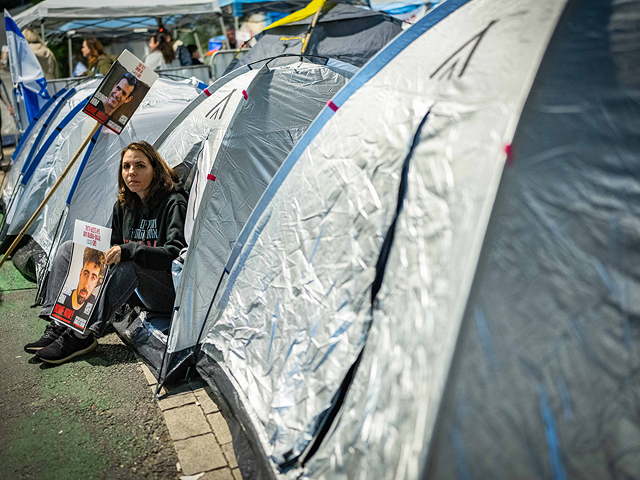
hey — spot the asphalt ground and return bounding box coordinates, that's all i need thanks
[0,266,183,480]
[0,146,182,479]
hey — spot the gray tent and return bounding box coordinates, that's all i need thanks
[224,3,402,73]
[113,58,353,376]
[179,0,640,478]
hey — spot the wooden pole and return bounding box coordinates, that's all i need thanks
[0,122,101,269]
[301,6,322,54]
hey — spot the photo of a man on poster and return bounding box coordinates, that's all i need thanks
[51,246,106,330]
[99,73,138,118]
[83,50,157,134]
[64,247,105,312]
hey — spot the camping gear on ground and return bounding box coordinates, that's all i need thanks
[0,77,201,284]
[224,2,403,74]
[114,56,353,377]
[167,0,640,478]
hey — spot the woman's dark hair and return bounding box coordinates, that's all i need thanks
[84,37,106,67]
[117,141,178,210]
[153,30,175,64]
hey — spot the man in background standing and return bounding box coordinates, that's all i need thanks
[226,24,237,49]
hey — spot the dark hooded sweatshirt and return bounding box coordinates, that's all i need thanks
[110,184,187,272]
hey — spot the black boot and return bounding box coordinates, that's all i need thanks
[24,322,68,354]
[36,329,98,365]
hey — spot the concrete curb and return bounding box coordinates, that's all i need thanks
[136,358,243,480]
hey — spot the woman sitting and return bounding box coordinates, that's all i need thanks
[81,37,115,76]
[144,30,179,71]
[24,141,187,364]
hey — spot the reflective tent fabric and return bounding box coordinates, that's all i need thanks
[427,0,640,478]
[192,0,579,478]
[157,67,261,242]
[160,60,352,384]
[6,99,94,239]
[1,80,100,234]
[298,0,569,477]
[225,4,402,73]
[2,89,66,210]
[3,79,100,238]
[28,78,200,262]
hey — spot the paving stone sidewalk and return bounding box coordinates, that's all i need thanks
[137,360,243,480]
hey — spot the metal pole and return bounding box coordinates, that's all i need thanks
[193,32,203,57]
[219,16,229,49]
[67,35,73,77]
[40,22,45,43]
[234,16,239,33]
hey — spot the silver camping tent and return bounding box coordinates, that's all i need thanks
[182,0,640,478]
[123,57,354,377]
[2,80,99,215]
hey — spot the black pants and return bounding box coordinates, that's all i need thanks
[40,241,175,336]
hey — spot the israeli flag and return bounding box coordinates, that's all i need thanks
[4,10,50,125]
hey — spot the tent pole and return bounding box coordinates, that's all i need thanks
[0,122,101,270]
[67,35,73,77]
[40,22,45,43]
[301,6,322,54]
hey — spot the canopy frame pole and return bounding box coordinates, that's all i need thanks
[219,16,229,49]
[0,122,101,269]
[302,6,322,54]
[193,31,203,57]
[40,21,45,43]
[67,35,73,77]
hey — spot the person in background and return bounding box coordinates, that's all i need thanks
[81,38,115,76]
[225,24,237,49]
[23,29,58,80]
[187,45,203,65]
[145,30,180,71]
[0,78,15,166]
[173,39,193,67]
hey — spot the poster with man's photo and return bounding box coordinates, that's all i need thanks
[83,50,158,134]
[50,220,112,334]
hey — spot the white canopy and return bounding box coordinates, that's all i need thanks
[15,0,220,35]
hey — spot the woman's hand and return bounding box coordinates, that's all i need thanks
[105,245,121,265]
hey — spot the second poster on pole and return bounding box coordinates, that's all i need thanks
[83,50,158,134]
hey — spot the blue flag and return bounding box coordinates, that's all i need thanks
[4,10,51,125]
